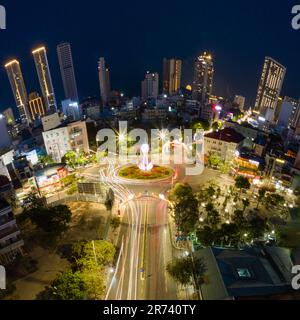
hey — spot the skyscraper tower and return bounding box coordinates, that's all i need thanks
[5,59,31,124]
[57,42,79,102]
[32,46,57,112]
[192,52,214,103]
[98,57,111,107]
[163,58,182,95]
[254,57,286,122]
[141,72,159,100]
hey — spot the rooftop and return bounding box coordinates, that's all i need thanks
[196,246,293,300]
[205,127,244,144]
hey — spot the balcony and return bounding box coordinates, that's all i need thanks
[0,239,24,255]
[0,227,20,242]
[0,219,17,232]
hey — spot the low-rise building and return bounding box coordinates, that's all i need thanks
[142,108,167,122]
[204,128,244,163]
[41,113,61,132]
[0,198,24,265]
[196,246,293,300]
[42,121,89,163]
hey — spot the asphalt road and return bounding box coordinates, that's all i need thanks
[106,197,177,300]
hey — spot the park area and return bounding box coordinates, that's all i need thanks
[3,201,112,300]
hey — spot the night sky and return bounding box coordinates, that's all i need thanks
[0,0,299,114]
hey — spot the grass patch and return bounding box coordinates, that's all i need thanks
[118,165,174,180]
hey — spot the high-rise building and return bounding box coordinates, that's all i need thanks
[32,47,57,112]
[163,58,182,95]
[192,52,214,103]
[0,114,11,150]
[277,96,300,129]
[234,95,246,112]
[2,108,15,125]
[28,92,46,120]
[254,57,286,122]
[98,57,111,107]
[57,42,79,102]
[5,60,31,124]
[141,72,159,100]
[62,99,81,121]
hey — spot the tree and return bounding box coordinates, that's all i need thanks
[166,257,194,286]
[71,240,116,300]
[241,198,250,212]
[247,215,269,239]
[235,176,251,193]
[167,256,207,288]
[205,203,221,228]
[28,205,72,236]
[257,188,267,208]
[49,269,86,300]
[73,240,116,268]
[196,226,215,246]
[110,217,121,230]
[62,151,77,168]
[232,210,247,228]
[39,155,55,166]
[191,120,210,132]
[169,183,193,202]
[265,193,285,208]
[105,189,115,211]
[208,152,221,168]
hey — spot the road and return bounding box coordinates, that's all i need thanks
[106,197,177,300]
[81,161,235,300]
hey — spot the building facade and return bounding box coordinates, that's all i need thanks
[32,47,57,112]
[5,60,31,124]
[0,199,24,265]
[234,95,246,111]
[204,128,244,163]
[3,108,15,125]
[192,52,214,103]
[41,113,61,132]
[277,96,299,129]
[163,58,182,95]
[141,72,159,100]
[42,121,89,162]
[62,99,81,121]
[98,57,111,107]
[28,92,46,121]
[0,114,11,150]
[254,57,286,122]
[57,42,79,102]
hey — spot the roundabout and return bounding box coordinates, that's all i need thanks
[118,164,174,181]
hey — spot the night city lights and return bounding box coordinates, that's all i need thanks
[0,1,300,318]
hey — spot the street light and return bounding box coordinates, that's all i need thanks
[159,194,166,201]
[128,194,134,201]
[109,267,115,274]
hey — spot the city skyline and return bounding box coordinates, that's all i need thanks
[0,1,299,113]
